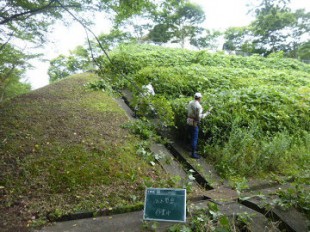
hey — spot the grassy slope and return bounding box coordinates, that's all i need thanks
[0,73,169,230]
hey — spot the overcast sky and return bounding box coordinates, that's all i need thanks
[26,0,310,90]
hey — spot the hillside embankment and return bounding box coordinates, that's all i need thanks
[0,73,174,231]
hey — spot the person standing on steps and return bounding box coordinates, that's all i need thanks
[187,92,213,159]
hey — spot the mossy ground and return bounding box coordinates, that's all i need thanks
[0,73,171,231]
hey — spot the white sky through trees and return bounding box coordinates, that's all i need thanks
[25,0,309,89]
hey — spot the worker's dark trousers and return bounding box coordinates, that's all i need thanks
[189,125,199,155]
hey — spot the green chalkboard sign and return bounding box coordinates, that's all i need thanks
[143,188,186,222]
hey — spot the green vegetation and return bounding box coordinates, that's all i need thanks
[101,44,310,180]
[102,44,310,74]
[146,0,206,48]
[223,0,310,57]
[1,0,309,230]
[1,0,154,100]
[0,73,174,230]
[1,44,309,231]
[0,43,32,102]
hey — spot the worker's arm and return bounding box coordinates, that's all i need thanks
[202,106,213,119]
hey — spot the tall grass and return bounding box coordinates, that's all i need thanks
[207,120,310,178]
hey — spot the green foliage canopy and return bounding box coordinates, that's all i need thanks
[0,43,32,101]
[1,0,154,91]
[48,46,92,83]
[298,41,310,60]
[0,0,154,43]
[147,0,206,48]
[222,0,310,57]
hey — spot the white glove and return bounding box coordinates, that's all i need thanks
[202,112,210,118]
[202,107,213,118]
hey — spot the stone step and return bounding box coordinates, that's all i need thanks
[241,195,310,232]
[150,143,207,198]
[188,200,280,232]
[204,186,238,204]
[37,211,177,232]
[169,141,227,188]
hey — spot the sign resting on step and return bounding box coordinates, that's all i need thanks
[143,188,186,222]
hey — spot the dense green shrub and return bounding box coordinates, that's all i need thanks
[101,44,310,75]
[100,44,310,177]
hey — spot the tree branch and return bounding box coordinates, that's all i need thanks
[0,1,55,25]
[0,33,13,51]
[0,1,80,25]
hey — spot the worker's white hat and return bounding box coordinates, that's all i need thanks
[194,92,202,99]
